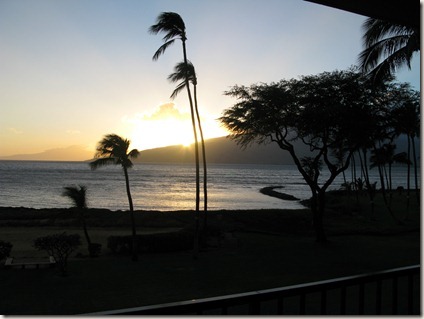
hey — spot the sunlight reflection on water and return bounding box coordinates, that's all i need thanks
[0,161,416,211]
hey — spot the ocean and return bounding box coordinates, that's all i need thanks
[0,161,417,211]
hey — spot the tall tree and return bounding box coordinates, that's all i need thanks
[358,18,420,83]
[220,70,384,242]
[150,12,201,257]
[168,61,208,223]
[390,84,420,204]
[89,134,139,261]
[62,185,93,256]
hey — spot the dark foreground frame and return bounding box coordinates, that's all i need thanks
[85,265,420,315]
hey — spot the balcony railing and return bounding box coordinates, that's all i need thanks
[86,264,420,315]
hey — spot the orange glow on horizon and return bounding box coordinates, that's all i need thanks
[124,103,228,151]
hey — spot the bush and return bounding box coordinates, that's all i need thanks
[33,232,81,276]
[0,240,12,260]
[108,229,193,255]
[88,243,102,257]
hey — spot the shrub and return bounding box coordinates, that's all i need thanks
[108,229,193,255]
[88,243,102,257]
[33,232,81,276]
[0,240,12,261]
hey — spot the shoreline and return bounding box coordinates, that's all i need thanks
[259,186,300,201]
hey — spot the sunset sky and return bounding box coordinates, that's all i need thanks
[0,0,420,160]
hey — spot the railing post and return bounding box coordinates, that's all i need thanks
[248,300,260,315]
[392,276,398,315]
[221,305,228,315]
[376,279,382,315]
[277,297,284,315]
[408,273,414,315]
[299,293,306,315]
[358,283,365,315]
[340,286,346,315]
[320,289,327,315]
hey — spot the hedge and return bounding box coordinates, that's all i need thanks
[107,228,193,254]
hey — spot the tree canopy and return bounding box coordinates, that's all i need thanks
[220,68,419,242]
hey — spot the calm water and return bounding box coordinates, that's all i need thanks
[0,161,416,211]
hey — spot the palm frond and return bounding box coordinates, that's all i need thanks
[358,18,419,82]
[89,157,117,170]
[149,12,185,39]
[168,61,196,82]
[152,40,175,61]
[168,61,196,99]
[62,185,87,209]
[170,81,187,99]
[362,18,411,48]
[128,149,139,159]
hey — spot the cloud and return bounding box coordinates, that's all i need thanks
[8,127,23,134]
[122,102,192,125]
[142,103,191,121]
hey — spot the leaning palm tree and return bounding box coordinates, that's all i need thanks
[149,12,200,211]
[358,18,420,83]
[89,134,140,261]
[62,185,93,256]
[150,12,201,258]
[168,61,208,222]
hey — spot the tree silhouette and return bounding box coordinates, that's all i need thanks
[358,18,420,83]
[220,70,386,242]
[390,84,420,206]
[89,134,139,261]
[150,12,202,257]
[168,61,208,224]
[62,185,93,256]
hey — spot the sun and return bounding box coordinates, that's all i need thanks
[124,103,228,151]
[129,117,194,150]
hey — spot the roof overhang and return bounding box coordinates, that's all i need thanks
[304,0,420,29]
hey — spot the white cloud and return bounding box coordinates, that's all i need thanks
[142,103,191,121]
[8,127,23,134]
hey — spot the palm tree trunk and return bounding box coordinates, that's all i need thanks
[181,39,200,259]
[352,153,360,204]
[313,190,327,243]
[359,148,375,218]
[411,135,419,203]
[80,210,92,255]
[193,83,208,228]
[406,135,411,213]
[124,167,138,261]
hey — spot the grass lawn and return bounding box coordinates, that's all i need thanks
[0,191,420,315]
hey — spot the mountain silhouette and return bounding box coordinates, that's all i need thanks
[135,136,308,165]
[0,145,93,161]
[1,135,417,164]
[135,135,419,165]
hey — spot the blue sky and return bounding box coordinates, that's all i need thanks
[0,0,420,159]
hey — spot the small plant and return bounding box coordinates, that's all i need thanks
[0,240,12,261]
[33,233,81,276]
[107,229,193,255]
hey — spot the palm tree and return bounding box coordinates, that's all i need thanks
[150,12,201,257]
[89,134,140,261]
[62,185,93,256]
[370,144,401,223]
[358,18,420,83]
[168,61,208,224]
[391,97,420,205]
[149,12,200,210]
